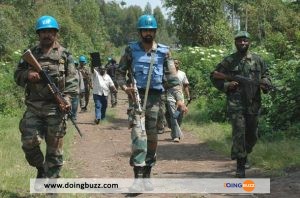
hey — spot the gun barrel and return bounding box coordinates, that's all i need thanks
[68,112,83,137]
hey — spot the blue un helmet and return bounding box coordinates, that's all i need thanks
[79,55,87,64]
[35,15,59,32]
[137,15,157,29]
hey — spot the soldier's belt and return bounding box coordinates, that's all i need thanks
[138,88,163,95]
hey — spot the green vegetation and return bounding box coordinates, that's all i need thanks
[0,115,81,197]
[177,43,299,172]
[0,0,299,196]
[183,102,300,176]
[175,44,299,140]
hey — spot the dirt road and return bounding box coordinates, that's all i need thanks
[69,92,299,198]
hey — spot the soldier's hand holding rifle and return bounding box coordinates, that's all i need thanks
[228,81,239,90]
[28,70,41,83]
[22,49,81,136]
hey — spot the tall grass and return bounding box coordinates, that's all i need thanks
[183,102,300,176]
[0,115,81,198]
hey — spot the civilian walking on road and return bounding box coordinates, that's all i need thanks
[91,54,117,124]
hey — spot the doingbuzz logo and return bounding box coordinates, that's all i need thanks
[243,180,255,192]
[224,180,255,192]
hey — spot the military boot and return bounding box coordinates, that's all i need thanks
[236,158,246,178]
[34,166,46,192]
[36,166,46,178]
[245,156,251,169]
[143,166,154,191]
[129,166,144,193]
[47,166,61,178]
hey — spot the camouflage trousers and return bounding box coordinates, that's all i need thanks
[19,110,66,176]
[229,112,259,160]
[80,87,90,109]
[110,81,118,107]
[129,93,161,167]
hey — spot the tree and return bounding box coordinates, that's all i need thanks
[164,0,231,46]
[72,0,109,52]
[144,2,152,15]
[101,1,125,47]
[121,6,143,43]
[153,7,173,45]
[0,5,29,60]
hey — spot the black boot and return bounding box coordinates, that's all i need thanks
[143,166,154,191]
[245,156,251,169]
[36,166,46,178]
[47,166,61,178]
[236,158,246,178]
[34,166,46,192]
[129,166,144,192]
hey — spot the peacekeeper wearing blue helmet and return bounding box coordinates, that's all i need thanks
[14,15,78,179]
[78,55,92,112]
[116,14,188,192]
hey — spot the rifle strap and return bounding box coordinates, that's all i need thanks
[142,50,156,111]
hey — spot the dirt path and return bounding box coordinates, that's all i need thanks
[69,92,300,198]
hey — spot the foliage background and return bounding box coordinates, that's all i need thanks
[0,1,299,196]
[0,0,299,138]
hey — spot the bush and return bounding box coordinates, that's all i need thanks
[0,57,25,116]
[267,59,299,131]
[0,5,28,60]
[264,32,294,59]
[285,122,300,140]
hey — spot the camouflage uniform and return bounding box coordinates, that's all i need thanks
[79,64,91,110]
[211,51,271,160]
[106,61,119,107]
[116,42,183,167]
[157,91,167,133]
[14,42,78,178]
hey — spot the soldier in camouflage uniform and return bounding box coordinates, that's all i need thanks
[116,15,187,191]
[78,55,92,112]
[14,15,78,178]
[210,31,271,178]
[106,57,119,107]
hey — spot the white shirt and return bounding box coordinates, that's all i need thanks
[167,70,189,103]
[177,70,189,87]
[78,70,85,93]
[92,69,114,96]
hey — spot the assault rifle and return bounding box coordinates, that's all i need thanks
[126,61,145,130]
[131,79,143,115]
[212,71,275,104]
[22,49,83,137]
[212,71,259,85]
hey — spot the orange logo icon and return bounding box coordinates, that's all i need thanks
[243,180,255,192]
